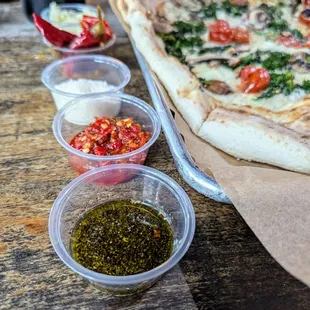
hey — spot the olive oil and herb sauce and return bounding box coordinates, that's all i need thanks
[70,200,173,276]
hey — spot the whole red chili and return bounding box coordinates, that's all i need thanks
[81,15,114,41]
[70,6,114,49]
[69,30,102,49]
[32,14,76,47]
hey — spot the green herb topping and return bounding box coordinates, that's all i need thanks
[71,200,173,276]
[222,0,248,16]
[235,51,291,71]
[199,45,233,55]
[158,23,205,62]
[262,52,291,70]
[173,21,205,34]
[201,1,248,18]
[202,3,218,18]
[301,80,310,92]
[257,72,296,99]
[258,4,305,41]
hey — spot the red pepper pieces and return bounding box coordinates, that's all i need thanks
[70,117,151,156]
[32,14,76,47]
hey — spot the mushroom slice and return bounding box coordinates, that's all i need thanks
[187,55,234,65]
[173,0,202,11]
[145,2,174,33]
[153,19,174,33]
[229,0,249,6]
[248,9,271,30]
[202,80,233,95]
[291,0,302,13]
[290,53,310,73]
[234,45,250,53]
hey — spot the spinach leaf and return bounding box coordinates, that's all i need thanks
[259,4,278,16]
[257,72,296,99]
[258,4,304,40]
[157,33,184,62]
[238,52,262,67]
[222,0,248,16]
[290,29,304,41]
[173,21,205,34]
[262,52,291,70]
[158,32,203,63]
[199,45,233,55]
[202,3,218,18]
[179,36,204,49]
[268,19,288,32]
[302,80,310,92]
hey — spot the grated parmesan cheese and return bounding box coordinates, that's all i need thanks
[51,79,120,125]
[53,79,115,110]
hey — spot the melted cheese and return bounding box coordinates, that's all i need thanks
[216,10,248,28]
[192,64,309,113]
[209,91,305,112]
[250,34,309,55]
[162,2,191,22]
[192,63,239,90]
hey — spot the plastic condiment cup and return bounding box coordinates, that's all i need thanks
[52,93,161,175]
[42,35,116,59]
[49,164,195,295]
[41,55,131,111]
[40,3,116,58]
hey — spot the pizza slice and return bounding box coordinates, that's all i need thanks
[117,0,310,174]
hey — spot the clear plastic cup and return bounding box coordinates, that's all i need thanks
[40,3,101,35]
[49,164,195,295]
[43,34,116,59]
[41,55,130,111]
[42,35,116,59]
[52,93,161,175]
[39,3,116,58]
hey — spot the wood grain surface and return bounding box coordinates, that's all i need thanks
[1,2,310,309]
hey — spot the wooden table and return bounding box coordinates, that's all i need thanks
[1,2,310,309]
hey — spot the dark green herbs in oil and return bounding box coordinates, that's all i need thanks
[70,200,173,276]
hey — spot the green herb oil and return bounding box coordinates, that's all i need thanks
[70,200,173,276]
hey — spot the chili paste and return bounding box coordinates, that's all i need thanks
[70,200,173,276]
[70,117,151,156]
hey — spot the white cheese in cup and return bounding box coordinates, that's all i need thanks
[52,79,121,125]
[48,2,97,35]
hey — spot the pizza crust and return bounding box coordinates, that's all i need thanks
[123,7,212,133]
[199,107,310,174]
[117,0,310,174]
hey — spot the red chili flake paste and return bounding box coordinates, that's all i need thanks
[70,117,151,156]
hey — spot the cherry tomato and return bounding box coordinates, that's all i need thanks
[304,0,310,7]
[233,28,250,44]
[209,20,234,44]
[299,9,310,25]
[276,35,303,48]
[304,35,310,47]
[240,66,270,93]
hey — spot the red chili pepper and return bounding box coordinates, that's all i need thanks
[69,30,101,49]
[81,15,113,41]
[32,13,76,47]
[70,6,114,49]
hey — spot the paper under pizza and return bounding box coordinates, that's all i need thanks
[116,0,310,174]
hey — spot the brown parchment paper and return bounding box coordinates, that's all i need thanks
[109,0,310,287]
